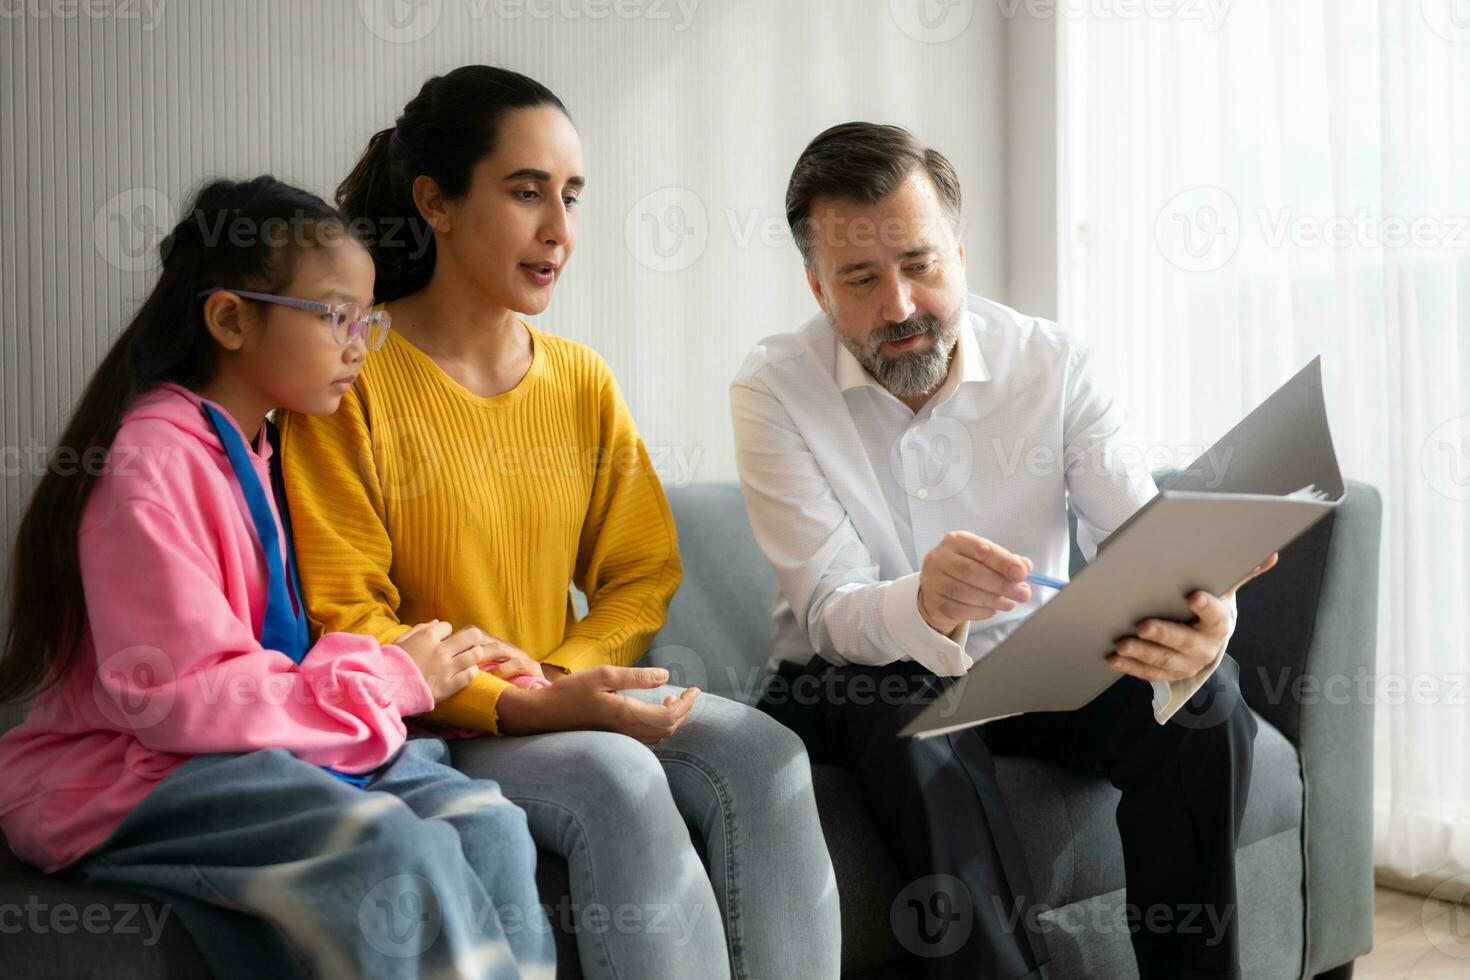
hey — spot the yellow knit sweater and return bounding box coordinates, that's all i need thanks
[278,324,682,735]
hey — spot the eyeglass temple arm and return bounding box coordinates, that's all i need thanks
[195,287,330,314]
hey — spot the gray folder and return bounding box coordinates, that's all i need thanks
[900,357,1343,739]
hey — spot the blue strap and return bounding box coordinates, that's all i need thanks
[202,404,371,789]
[202,404,310,663]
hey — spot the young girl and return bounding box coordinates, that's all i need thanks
[0,177,554,980]
[281,66,842,980]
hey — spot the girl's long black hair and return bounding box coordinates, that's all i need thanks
[0,176,348,704]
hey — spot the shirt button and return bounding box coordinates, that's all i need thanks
[915,487,930,500]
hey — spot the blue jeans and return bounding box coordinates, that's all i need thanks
[67,737,554,980]
[449,686,841,980]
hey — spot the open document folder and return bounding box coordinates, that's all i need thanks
[900,357,1344,740]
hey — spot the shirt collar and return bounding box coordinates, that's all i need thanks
[835,312,991,403]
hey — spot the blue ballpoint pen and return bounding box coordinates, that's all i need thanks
[1025,571,1068,590]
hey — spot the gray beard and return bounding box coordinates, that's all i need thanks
[833,308,962,398]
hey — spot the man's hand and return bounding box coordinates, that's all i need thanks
[1108,553,1280,682]
[917,531,1034,635]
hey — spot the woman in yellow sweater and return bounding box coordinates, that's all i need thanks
[279,66,840,979]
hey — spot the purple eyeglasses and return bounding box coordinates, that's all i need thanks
[197,287,391,351]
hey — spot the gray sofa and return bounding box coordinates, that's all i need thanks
[0,476,1380,979]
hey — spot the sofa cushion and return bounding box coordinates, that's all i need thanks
[995,711,1303,910]
[800,707,1302,973]
[0,841,210,978]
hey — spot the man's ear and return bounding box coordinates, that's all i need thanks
[412,174,451,234]
[201,291,249,352]
[805,266,830,316]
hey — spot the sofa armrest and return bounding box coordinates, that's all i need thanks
[1226,479,1382,977]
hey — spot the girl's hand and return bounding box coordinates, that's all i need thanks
[496,665,699,744]
[396,621,483,702]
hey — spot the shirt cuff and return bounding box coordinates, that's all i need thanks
[1151,592,1239,724]
[881,572,974,676]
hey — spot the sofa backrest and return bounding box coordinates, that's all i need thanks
[642,483,778,704]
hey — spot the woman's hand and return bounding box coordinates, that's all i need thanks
[496,665,699,744]
[396,620,485,702]
[477,638,547,683]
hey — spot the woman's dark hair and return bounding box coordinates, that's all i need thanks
[0,175,349,705]
[336,64,570,303]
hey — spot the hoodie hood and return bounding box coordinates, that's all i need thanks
[124,382,273,462]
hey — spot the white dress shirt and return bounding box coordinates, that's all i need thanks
[730,293,1236,724]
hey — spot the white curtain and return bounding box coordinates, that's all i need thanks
[1059,0,1470,894]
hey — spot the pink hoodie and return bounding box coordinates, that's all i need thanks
[0,383,435,872]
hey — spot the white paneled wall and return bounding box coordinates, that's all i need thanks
[0,0,1016,630]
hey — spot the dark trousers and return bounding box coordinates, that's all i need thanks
[758,654,1257,980]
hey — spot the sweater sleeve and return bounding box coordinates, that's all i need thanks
[279,390,513,735]
[80,497,434,771]
[278,390,410,646]
[541,364,682,675]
